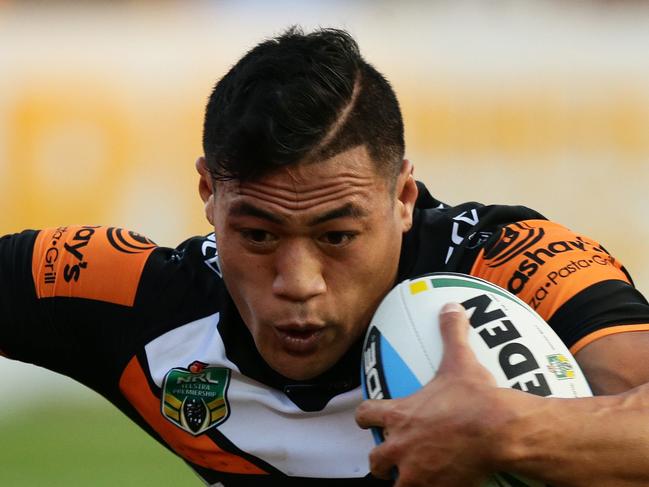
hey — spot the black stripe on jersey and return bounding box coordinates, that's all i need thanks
[134,349,162,395]
[548,279,649,348]
[206,428,284,476]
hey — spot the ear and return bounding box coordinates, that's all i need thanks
[394,159,418,233]
[195,156,215,226]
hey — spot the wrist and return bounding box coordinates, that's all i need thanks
[489,390,627,484]
[483,388,553,474]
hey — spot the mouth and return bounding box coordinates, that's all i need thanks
[273,324,326,355]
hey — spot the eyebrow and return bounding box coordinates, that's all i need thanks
[229,202,284,224]
[229,201,368,226]
[309,203,368,226]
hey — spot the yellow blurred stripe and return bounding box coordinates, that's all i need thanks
[164,394,182,410]
[163,404,180,422]
[206,397,225,410]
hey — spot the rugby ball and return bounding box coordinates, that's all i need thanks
[361,272,592,487]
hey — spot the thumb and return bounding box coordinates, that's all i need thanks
[437,302,473,372]
[439,302,470,346]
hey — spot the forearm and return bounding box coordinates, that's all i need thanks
[495,384,649,486]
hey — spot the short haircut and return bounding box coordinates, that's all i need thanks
[202,27,404,182]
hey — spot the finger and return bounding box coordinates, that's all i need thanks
[438,303,497,385]
[368,441,398,480]
[439,302,470,351]
[355,399,392,429]
[437,302,474,372]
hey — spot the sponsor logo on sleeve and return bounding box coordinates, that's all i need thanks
[41,225,101,285]
[61,226,101,283]
[161,360,231,436]
[106,227,156,254]
[42,226,68,285]
[491,234,609,294]
[483,222,545,267]
[33,225,156,306]
[480,221,621,311]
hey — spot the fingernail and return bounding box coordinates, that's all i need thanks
[440,302,464,314]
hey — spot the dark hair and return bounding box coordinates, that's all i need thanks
[202,27,404,182]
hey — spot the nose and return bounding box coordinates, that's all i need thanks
[272,239,326,302]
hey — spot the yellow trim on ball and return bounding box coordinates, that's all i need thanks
[409,280,429,295]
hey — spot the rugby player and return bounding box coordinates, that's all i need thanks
[2,27,649,486]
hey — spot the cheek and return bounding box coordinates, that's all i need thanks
[216,237,272,308]
[356,227,401,291]
[356,224,402,274]
[326,235,400,310]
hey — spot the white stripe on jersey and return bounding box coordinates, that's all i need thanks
[144,313,374,478]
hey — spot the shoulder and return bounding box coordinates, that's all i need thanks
[31,226,156,307]
[405,184,649,350]
[470,219,631,317]
[31,225,223,309]
[469,218,649,351]
[412,181,546,240]
[400,182,545,278]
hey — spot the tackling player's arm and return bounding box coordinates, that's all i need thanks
[357,220,649,486]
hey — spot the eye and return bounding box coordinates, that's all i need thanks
[319,231,357,246]
[240,229,277,244]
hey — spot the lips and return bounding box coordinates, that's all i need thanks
[273,324,325,355]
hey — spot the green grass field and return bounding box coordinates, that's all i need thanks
[0,399,200,486]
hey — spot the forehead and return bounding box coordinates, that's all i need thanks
[216,146,390,216]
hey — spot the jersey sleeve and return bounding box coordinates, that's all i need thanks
[0,229,40,358]
[0,226,156,388]
[470,220,649,354]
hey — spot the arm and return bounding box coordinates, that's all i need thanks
[356,306,649,487]
[575,331,649,395]
[0,227,155,383]
[498,337,649,486]
[0,230,43,362]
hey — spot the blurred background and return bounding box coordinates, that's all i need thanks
[1,0,648,485]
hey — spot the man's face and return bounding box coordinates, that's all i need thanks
[198,146,417,380]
